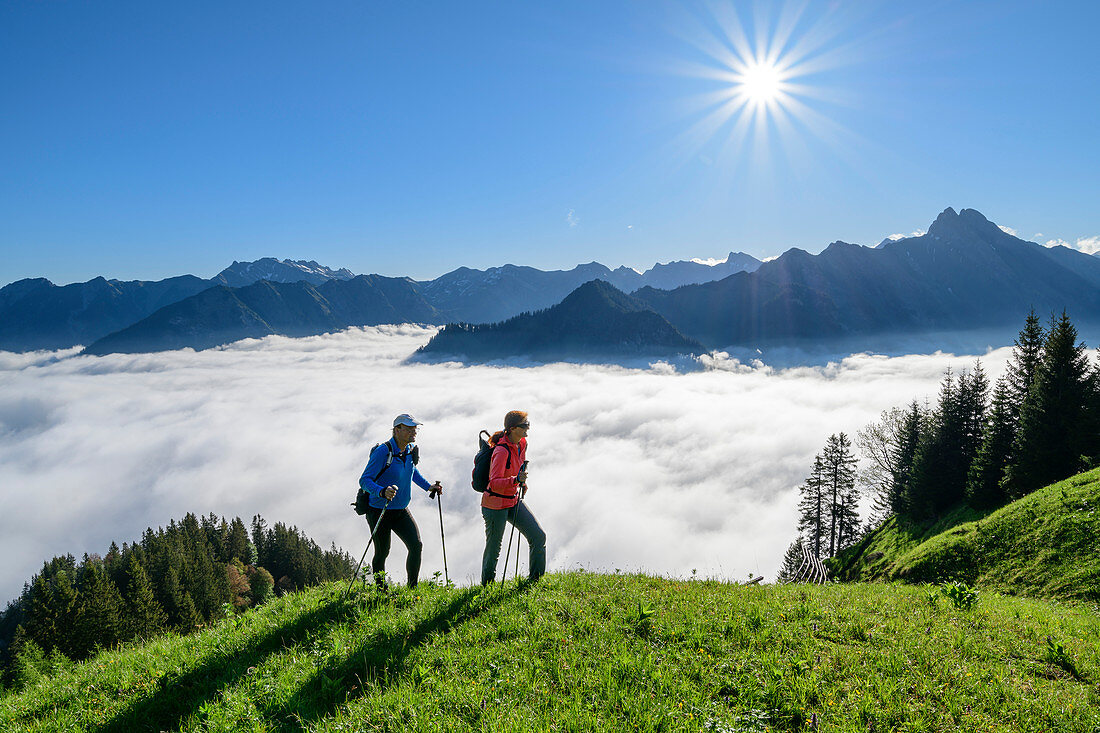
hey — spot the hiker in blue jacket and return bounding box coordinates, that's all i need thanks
[359,414,443,589]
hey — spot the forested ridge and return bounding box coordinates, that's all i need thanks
[0,513,353,689]
[781,309,1100,579]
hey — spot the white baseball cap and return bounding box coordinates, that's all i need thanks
[393,414,422,428]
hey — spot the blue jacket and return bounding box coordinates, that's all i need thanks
[358,438,433,510]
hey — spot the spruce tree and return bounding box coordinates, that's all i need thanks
[1087,353,1100,461]
[966,378,1015,508]
[1006,311,1093,495]
[121,554,167,641]
[888,401,926,516]
[908,365,988,518]
[227,518,251,564]
[958,362,989,460]
[24,569,79,658]
[797,455,827,560]
[72,561,125,657]
[212,516,230,563]
[251,515,269,564]
[835,475,862,552]
[821,433,858,557]
[22,575,60,656]
[162,563,202,630]
[1006,308,1046,408]
[776,540,806,583]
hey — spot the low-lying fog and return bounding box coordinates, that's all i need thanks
[0,326,1019,604]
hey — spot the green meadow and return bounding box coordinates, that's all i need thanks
[3,568,1099,732]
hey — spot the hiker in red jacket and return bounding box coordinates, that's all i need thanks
[481,410,546,584]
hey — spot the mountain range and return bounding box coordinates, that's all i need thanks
[420,208,1100,361]
[0,253,761,353]
[4,207,1099,358]
[632,208,1100,348]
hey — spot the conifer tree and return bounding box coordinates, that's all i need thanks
[908,365,988,517]
[162,563,202,630]
[797,455,827,559]
[1006,308,1046,407]
[121,554,167,641]
[1087,353,1100,461]
[251,515,269,562]
[104,542,123,588]
[22,576,60,656]
[72,561,125,657]
[24,569,79,658]
[966,378,1015,508]
[227,518,251,564]
[1006,311,1093,495]
[776,540,806,583]
[958,362,990,458]
[212,516,230,563]
[889,401,926,515]
[821,433,859,556]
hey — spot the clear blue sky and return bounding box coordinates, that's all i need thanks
[2,0,1098,285]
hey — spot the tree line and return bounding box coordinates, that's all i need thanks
[0,513,353,689]
[780,310,1100,580]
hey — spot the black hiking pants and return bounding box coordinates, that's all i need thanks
[363,506,423,587]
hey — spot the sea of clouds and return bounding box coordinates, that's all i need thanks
[0,326,1018,604]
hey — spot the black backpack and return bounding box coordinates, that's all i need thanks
[353,443,420,514]
[471,430,512,497]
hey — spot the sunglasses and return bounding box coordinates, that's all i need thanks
[516,423,530,429]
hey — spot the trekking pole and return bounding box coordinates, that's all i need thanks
[500,464,528,584]
[434,488,449,584]
[344,498,391,599]
[512,490,526,580]
[501,505,517,584]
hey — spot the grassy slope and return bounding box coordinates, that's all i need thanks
[2,573,1099,732]
[833,468,1100,601]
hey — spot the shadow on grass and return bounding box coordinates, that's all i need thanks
[263,581,531,728]
[95,592,377,733]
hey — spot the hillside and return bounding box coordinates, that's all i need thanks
[0,276,213,352]
[417,279,703,361]
[832,468,1100,601]
[2,573,1099,731]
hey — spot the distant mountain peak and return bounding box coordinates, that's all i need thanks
[556,278,646,314]
[417,279,703,361]
[213,258,355,288]
[926,207,1005,243]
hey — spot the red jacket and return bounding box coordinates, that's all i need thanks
[483,435,527,510]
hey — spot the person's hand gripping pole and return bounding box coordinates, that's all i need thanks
[344,485,395,599]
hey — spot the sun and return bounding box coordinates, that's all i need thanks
[738,60,785,104]
[668,0,861,170]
